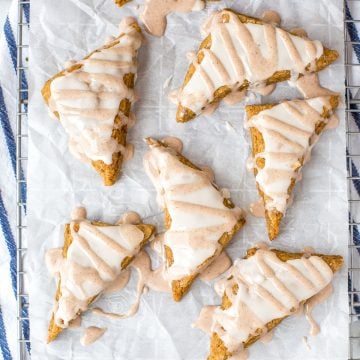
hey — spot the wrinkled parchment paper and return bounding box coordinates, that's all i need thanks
[27,0,348,359]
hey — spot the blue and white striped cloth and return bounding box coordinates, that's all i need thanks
[0,1,359,359]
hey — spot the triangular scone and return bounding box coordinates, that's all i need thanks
[41,17,143,186]
[175,9,339,122]
[246,95,339,240]
[201,247,343,360]
[144,138,245,301]
[45,207,155,343]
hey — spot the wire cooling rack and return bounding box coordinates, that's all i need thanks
[14,0,360,358]
[16,0,30,359]
[346,0,360,358]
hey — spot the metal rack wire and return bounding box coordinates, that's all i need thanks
[16,0,30,359]
[346,0,360,358]
[14,0,360,358]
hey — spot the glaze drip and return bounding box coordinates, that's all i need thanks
[80,326,107,346]
[305,283,333,336]
[141,0,204,37]
[294,73,338,99]
[199,251,232,281]
[93,250,171,320]
[249,199,265,218]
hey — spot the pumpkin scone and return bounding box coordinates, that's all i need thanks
[41,17,143,186]
[45,207,155,343]
[195,246,343,359]
[175,9,339,122]
[144,137,245,301]
[245,95,339,240]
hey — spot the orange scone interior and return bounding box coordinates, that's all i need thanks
[175,9,339,122]
[45,207,155,343]
[144,137,245,301]
[41,17,143,186]
[245,95,339,240]
[195,247,343,360]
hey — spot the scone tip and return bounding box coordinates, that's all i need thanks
[176,105,196,123]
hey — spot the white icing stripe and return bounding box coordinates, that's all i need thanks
[45,207,145,328]
[48,17,143,165]
[80,222,129,255]
[210,249,334,354]
[247,96,336,214]
[144,139,244,281]
[74,233,116,281]
[177,10,324,115]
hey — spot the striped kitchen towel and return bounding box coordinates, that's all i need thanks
[0,1,359,359]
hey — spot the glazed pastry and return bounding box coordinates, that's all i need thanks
[175,9,339,122]
[45,207,155,342]
[144,137,245,301]
[196,246,343,359]
[41,17,143,186]
[246,95,339,240]
[141,0,205,37]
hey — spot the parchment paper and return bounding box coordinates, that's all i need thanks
[27,0,348,359]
